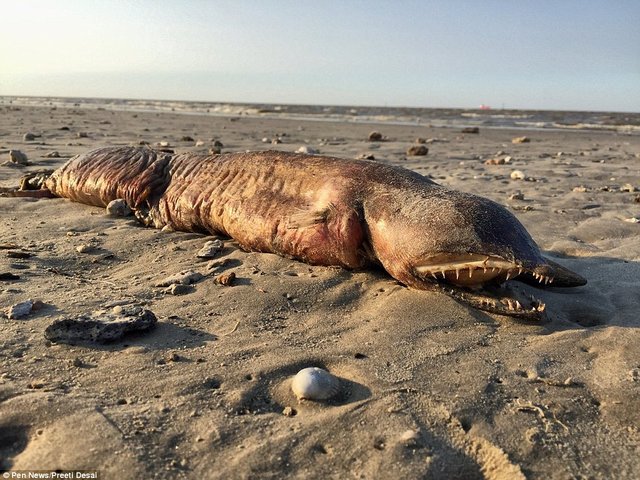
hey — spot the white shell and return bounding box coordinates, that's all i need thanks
[291,367,340,401]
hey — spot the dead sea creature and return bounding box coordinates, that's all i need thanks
[291,367,341,401]
[3,146,587,318]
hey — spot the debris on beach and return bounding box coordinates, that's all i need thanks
[296,145,319,155]
[7,150,29,166]
[23,132,39,141]
[155,270,204,287]
[291,367,341,401]
[406,145,429,156]
[367,131,384,141]
[510,170,526,180]
[213,271,236,286]
[5,299,45,319]
[196,239,224,259]
[44,306,157,344]
[485,155,512,165]
[461,127,480,134]
[106,199,133,217]
[512,136,531,144]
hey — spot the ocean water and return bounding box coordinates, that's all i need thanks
[3,96,639,134]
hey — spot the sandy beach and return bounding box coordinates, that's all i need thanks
[1,102,639,479]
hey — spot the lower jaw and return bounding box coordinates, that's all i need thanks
[433,281,546,319]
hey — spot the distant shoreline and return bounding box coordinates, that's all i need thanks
[2,95,639,135]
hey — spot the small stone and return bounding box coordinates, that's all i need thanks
[209,146,222,154]
[358,153,375,160]
[6,299,34,319]
[23,133,37,141]
[167,352,182,362]
[196,239,224,258]
[624,217,640,224]
[214,271,236,286]
[76,244,95,254]
[512,136,530,144]
[461,127,480,134]
[195,140,205,147]
[415,137,427,144]
[620,183,637,193]
[484,157,506,165]
[164,284,194,295]
[28,380,46,389]
[77,132,89,138]
[43,151,61,158]
[296,146,319,155]
[213,140,224,148]
[282,406,297,417]
[406,145,429,156]
[106,199,132,217]
[399,429,421,448]
[271,138,282,144]
[8,150,29,165]
[509,192,525,201]
[181,135,195,142]
[261,137,270,143]
[155,270,203,287]
[573,186,589,193]
[510,170,526,180]
[367,131,384,141]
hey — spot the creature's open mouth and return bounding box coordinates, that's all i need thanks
[414,253,554,319]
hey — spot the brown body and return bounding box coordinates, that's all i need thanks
[40,146,585,318]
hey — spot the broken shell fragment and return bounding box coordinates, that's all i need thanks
[291,367,341,401]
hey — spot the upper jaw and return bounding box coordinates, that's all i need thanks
[412,253,558,318]
[413,253,555,288]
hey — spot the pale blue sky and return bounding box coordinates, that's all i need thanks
[1,0,639,111]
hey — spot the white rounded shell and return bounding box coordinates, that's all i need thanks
[291,367,340,401]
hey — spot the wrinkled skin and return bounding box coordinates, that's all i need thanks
[17,146,587,318]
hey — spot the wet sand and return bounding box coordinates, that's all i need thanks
[1,103,639,479]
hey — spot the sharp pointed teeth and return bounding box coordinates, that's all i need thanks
[469,268,473,278]
[518,268,523,276]
[455,269,460,280]
[515,300,522,310]
[431,272,438,280]
[505,271,512,281]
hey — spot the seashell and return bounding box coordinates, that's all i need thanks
[291,367,341,401]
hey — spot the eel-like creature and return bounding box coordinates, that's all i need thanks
[7,146,586,318]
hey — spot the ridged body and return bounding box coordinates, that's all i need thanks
[42,146,585,318]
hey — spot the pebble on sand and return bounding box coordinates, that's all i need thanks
[512,136,531,144]
[106,199,133,217]
[155,270,204,287]
[510,170,526,180]
[196,239,224,258]
[406,145,429,156]
[291,367,341,401]
[296,146,319,155]
[367,131,384,142]
[8,150,29,166]
[461,127,480,134]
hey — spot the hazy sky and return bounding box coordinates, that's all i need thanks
[2,0,639,111]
